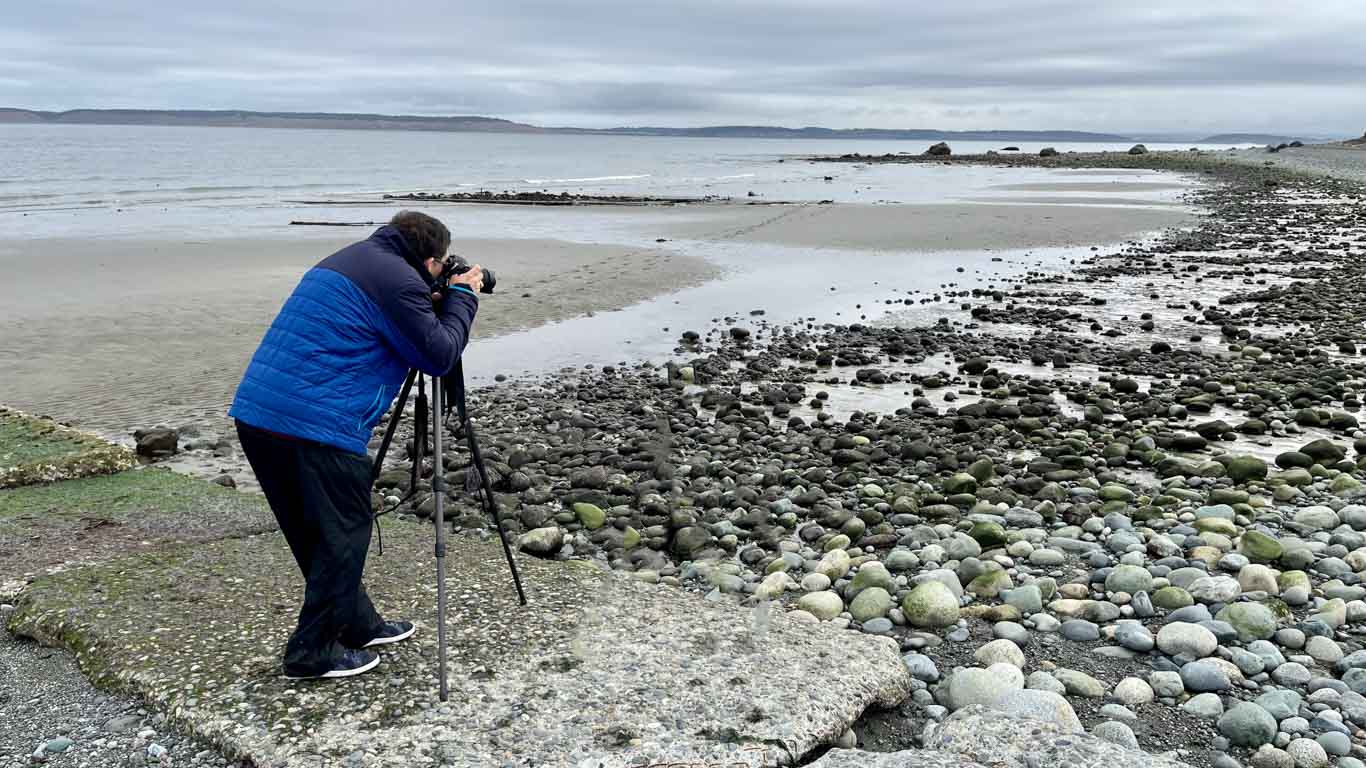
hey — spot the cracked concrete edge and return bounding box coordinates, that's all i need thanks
[926,706,1194,768]
[804,748,988,768]
[6,525,913,768]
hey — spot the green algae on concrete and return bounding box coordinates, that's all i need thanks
[0,466,274,584]
[8,517,911,767]
[0,406,135,489]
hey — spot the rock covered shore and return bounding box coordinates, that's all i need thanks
[368,154,1366,766]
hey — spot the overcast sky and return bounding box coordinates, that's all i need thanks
[4,0,1364,136]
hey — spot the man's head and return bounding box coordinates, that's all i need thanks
[389,210,450,278]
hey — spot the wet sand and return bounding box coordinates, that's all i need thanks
[0,234,712,436]
[0,191,1194,444]
[664,202,1191,251]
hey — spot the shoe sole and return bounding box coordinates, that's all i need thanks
[284,654,380,680]
[364,625,416,648]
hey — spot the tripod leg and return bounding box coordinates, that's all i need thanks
[370,369,419,555]
[431,375,450,702]
[369,368,418,486]
[451,361,528,606]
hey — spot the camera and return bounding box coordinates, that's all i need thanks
[439,255,496,294]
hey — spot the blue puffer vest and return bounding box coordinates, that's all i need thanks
[230,226,478,455]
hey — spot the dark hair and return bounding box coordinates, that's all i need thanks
[389,210,450,263]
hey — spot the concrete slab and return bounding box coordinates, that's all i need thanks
[0,467,274,589]
[8,518,911,767]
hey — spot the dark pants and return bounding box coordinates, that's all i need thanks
[236,419,386,676]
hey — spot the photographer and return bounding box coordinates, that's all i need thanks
[230,210,482,680]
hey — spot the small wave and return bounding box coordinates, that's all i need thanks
[522,174,651,184]
[0,192,64,202]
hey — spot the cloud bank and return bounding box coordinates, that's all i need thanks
[3,0,1363,135]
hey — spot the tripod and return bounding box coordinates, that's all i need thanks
[369,360,527,701]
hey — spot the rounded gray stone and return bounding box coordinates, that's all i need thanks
[1091,720,1139,751]
[1157,621,1218,658]
[988,688,1082,732]
[947,663,1024,711]
[1285,737,1328,768]
[1219,701,1278,747]
[1181,660,1231,692]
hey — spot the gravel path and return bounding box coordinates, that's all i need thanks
[0,612,242,768]
[1226,144,1366,183]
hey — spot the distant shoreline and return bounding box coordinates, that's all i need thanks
[0,107,1322,145]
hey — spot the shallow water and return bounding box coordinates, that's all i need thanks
[1,123,1241,239]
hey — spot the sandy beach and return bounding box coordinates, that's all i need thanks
[0,234,712,437]
[0,189,1192,444]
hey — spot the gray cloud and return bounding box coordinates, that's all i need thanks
[2,0,1363,135]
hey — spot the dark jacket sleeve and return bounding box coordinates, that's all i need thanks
[374,281,479,376]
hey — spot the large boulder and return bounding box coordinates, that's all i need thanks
[925,142,952,157]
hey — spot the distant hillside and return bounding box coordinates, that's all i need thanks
[0,108,1138,141]
[0,108,1316,145]
[0,108,546,133]
[590,125,1135,142]
[1197,133,1313,145]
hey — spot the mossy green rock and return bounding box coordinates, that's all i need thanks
[1105,564,1153,594]
[1209,488,1250,505]
[1277,468,1313,487]
[943,473,978,495]
[1226,455,1268,483]
[622,526,640,550]
[850,562,895,594]
[968,521,1007,549]
[824,533,852,552]
[849,586,894,622]
[1278,570,1310,591]
[902,581,960,628]
[1217,603,1277,641]
[797,590,845,620]
[1332,474,1362,494]
[1239,530,1282,562]
[967,569,1013,598]
[1099,484,1135,502]
[967,458,995,484]
[1193,517,1237,536]
[1152,586,1194,610]
[572,502,607,530]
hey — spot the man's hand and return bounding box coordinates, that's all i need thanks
[448,264,484,294]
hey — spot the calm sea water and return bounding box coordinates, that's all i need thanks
[1,124,1249,240]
